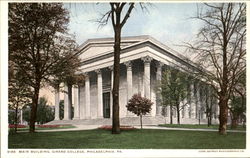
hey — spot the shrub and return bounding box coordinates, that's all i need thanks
[126,94,153,129]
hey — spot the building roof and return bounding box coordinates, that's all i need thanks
[77,35,201,74]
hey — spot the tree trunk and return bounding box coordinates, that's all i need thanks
[207,116,210,127]
[231,114,238,129]
[177,104,180,125]
[218,96,228,135]
[207,111,211,127]
[209,113,212,126]
[231,118,238,129]
[140,114,143,129]
[112,27,121,134]
[29,83,40,133]
[198,111,200,125]
[170,105,173,124]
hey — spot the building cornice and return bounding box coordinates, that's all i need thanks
[79,38,201,73]
[77,35,151,54]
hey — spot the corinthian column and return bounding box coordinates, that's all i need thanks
[190,83,196,119]
[156,61,164,116]
[73,85,80,120]
[108,66,113,118]
[54,84,60,120]
[96,69,103,118]
[196,82,201,119]
[125,61,133,116]
[142,56,153,116]
[63,83,72,120]
[20,109,23,124]
[142,56,152,99]
[85,73,91,119]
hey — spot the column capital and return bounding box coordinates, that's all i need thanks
[108,66,113,71]
[124,61,132,68]
[142,56,153,63]
[83,72,89,78]
[156,61,164,68]
[95,69,102,75]
[73,84,79,88]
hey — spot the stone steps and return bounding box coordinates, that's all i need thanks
[46,116,219,126]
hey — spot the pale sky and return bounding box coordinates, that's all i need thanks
[63,3,204,54]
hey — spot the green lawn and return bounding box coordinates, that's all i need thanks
[158,124,246,131]
[9,129,246,149]
[9,125,76,132]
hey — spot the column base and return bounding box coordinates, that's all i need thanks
[54,117,60,121]
[80,117,85,119]
[73,117,80,120]
[63,118,71,121]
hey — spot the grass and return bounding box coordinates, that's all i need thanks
[8,129,246,149]
[158,124,246,131]
[9,125,76,132]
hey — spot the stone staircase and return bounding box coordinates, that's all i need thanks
[46,116,219,126]
[46,116,165,126]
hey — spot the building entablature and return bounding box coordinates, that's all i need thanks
[77,35,199,74]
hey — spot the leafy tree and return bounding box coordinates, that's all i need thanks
[199,85,216,126]
[22,105,31,124]
[161,106,168,124]
[186,3,246,134]
[126,93,153,129]
[59,100,64,120]
[36,97,54,124]
[9,3,80,132]
[8,110,16,125]
[8,61,32,133]
[229,95,245,129]
[161,68,189,125]
[59,100,74,120]
[229,70,246,129]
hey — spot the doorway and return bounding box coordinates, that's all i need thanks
[103,92,110,118]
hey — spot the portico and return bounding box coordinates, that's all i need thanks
[53,35,219,124]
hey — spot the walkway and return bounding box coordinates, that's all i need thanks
[36,125,245,133]
[134,125,246,133]
[37,125,99,132]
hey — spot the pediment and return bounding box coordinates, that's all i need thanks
[77,35,151,61]
[77,35,199,74]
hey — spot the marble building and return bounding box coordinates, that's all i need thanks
[53,35,219,124]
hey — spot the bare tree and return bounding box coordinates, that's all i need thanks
[97,3,136,134]
[186,3,246,134]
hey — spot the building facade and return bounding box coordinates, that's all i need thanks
[53,35,219,124]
